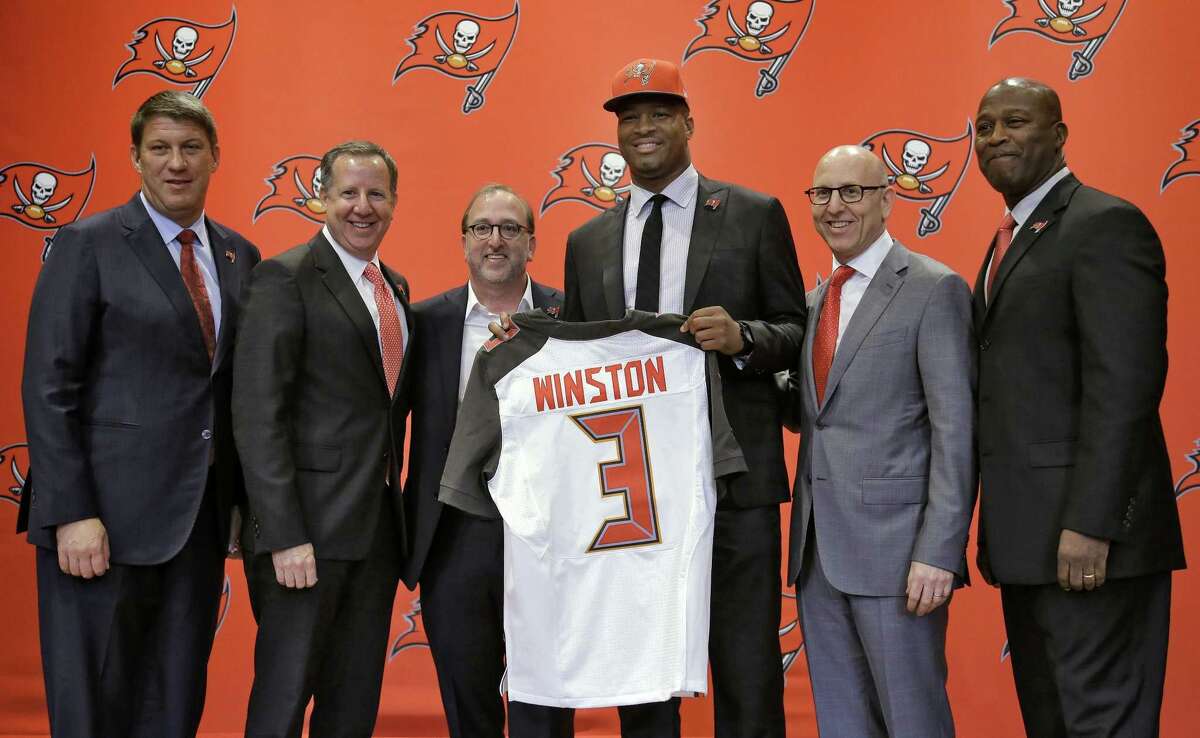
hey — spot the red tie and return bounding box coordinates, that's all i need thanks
[364,262,405,396]
[812,265,855,406]
[177,229,216,361]
[986,212,1018,302]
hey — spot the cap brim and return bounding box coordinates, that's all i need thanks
[602,91,687,112]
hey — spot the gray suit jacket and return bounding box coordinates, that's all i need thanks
[787,241,976,596]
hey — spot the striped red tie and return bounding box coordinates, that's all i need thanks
[812,265,855,406]
[986,213,1018,302]
[177,229,216,361]
[364,262,404,395]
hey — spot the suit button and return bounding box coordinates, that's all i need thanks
[815,422,826,430]
[979,340,990,351]
[201,429,213,440]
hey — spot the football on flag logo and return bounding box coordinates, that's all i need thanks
[388,596,430,660]
[393,2,520,114]
[860,123,973,238]
[1161,119,1200,192]
[112,7,237,98]
[540,143,632,215]
[0,442,29,508]
[253,155,326,224]
[683,0,816,98]
[0,157,97,257]
[989,1,1128,81]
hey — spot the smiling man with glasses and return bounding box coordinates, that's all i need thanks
[402,183,567,738]
[786,144,976,738]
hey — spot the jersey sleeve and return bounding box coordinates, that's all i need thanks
[705,350,749,481]
[438,353,503,520]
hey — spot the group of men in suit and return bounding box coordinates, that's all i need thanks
[18,59,1184,738]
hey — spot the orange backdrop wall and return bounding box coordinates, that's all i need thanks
[1,2,1198,736]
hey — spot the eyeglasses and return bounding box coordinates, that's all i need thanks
[465,222,532,240]
[803,185,888,205]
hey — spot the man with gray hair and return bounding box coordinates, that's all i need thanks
[21,89,260,736]
[234,140,413,737]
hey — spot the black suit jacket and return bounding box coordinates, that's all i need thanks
[20,194,261,564]
[562,174,806,508]
[233,231,414,560]
[973,173,1186,584]
[401,281,563,588]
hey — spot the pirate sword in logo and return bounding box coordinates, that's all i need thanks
[540,143,633,215]
[860,122,973,238]
[1160,119,1200,192]
[683,0,815,98]
[393,2,520,114]
[112,8,238,98]
[989,0,1128,81]
[253,155,326,224]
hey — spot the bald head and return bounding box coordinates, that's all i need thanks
[983,77,1062,121]
[809,145,894,263]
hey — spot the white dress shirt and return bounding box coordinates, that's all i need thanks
[984,166,1071,296]
[141,192,222,340]
[460,278,534,401]
[830,230,894,344]
[322,225,408,357]
[623,164,699,315]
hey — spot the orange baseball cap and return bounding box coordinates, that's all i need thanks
[602,58,688,112]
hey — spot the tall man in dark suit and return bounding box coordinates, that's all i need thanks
[20,90,260,737]
[233,141,413,737]
[403,183,567,738]
[973,78,1186,737]
[559,58,807,737]
[787,145,975,737]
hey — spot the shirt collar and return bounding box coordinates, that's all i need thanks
[832,229,893,281]
[1009,166,1071,227]
[140,191,208,250]
[465,277,533,321]
[322,224,381,282]
[628,164,699,217]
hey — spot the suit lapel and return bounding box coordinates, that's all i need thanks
[434,286,468,416]
[819,242,909,415]
[683,176,729,313]
[119,195,209,363]
[977,175,1078,331]
[311,234,388,391]
[208,219,240,374]
[599,202,628,320]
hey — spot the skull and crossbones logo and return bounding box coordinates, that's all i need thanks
[880,140,950,194]
[433,19,496,71]
[724,1,791,55]
[581,152,632,203]
[292,166,326,215]
[7,171,74,223]
[625,61,656,86]
[1035,0,1105,36]
[152,26,214,77]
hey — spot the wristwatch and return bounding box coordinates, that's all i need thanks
[735,320,755,359]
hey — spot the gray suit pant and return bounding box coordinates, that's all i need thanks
[797,531,954,738]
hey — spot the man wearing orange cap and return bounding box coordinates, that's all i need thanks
[557,57,807,737]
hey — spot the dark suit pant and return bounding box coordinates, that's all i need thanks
[797,526,953,738]
[243,501,402,738]
[588,505,784,738]
[35,478,224,738]
[1001,573,1171,738]
[422,508,571,738]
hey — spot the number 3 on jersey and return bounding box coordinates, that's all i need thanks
[570,406,663,552]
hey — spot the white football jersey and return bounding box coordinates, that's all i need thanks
[440,310,745,708]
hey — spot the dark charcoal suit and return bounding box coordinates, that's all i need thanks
[233,230,413,737]
[561,174,806,737]
[20,193,260,737]
[403,281,569,738]
[974,173,1186,737]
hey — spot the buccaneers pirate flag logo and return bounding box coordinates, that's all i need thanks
[393,2,520,114]
[0,157,97,255]
[860,122,973,238]
[989,1,1128,81]
[253,155,326,224]
[1161,119,1200,192]
[112,8,237,98]
[540,143,632,215]
[683,0,815,98]
[0,442,29,508]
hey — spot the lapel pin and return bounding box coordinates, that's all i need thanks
[704,198,721,211]
[224,249,236,263]
[544,305,561,318]
[1029,220,1049,234]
